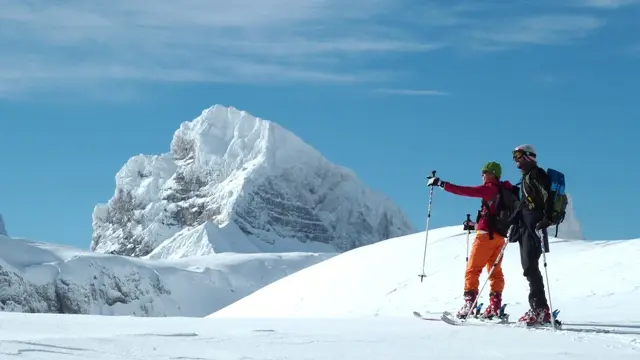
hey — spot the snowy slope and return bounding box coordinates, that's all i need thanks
[1,312,639,360]
[91,104,414,259]
[0,234,334,316]
[211,225,640,325]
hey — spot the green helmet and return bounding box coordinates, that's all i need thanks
[482,161,502,178]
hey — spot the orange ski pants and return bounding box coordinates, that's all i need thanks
[465,232,506,293]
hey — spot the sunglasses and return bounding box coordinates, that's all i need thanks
[513,149,534,160]
[513,150,524,160]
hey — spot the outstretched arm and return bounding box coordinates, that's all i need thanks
[443,182,494,199]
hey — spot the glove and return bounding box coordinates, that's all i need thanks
[535,218,552,230]
[508,227,521,243]
[427,176,445,188]
[462,220,475,231]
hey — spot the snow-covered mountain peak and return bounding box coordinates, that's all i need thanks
[171,105,270,170]
[168,104,341,188]
[0,213,7,237]
[91,104,415,258]
[555,193,584,240]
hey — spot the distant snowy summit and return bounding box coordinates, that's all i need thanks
[554,193,584,240]
[91,105,415,259]
[0,213,7,237]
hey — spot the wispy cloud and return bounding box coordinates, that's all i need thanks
[374,88,451,96]
[0,0,437,95]
[0,0,632,98]
[577,0,640,8]
[469,15,605,49]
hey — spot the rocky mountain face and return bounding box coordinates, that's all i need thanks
[0,256,171,315]
[91,105,415,259]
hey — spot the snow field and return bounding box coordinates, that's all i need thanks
[0,225,638,358]
[0,311,638,359]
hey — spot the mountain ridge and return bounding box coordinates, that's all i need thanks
[0,233,333,316]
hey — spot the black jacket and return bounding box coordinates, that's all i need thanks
[508,165,553,252]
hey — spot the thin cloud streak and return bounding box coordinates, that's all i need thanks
[470,15,606,47]
[577,0,640,8]
[374,88,451,96]
[0,0,434,93]
[0,0,631,97]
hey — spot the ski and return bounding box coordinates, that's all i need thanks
[417,307,640,335]
[413,303,503,323]
[412,311,443,322]
[441,311,536,328]
[440,310,629,334]
[440,303,516,327]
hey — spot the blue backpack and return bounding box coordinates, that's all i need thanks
[547,168,569,236]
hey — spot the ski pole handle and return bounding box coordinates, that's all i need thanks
[463,213,474,231]
[427,170,436,179]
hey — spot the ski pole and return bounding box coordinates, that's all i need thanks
[461,227,511,323]
[419,170,437,282]
[538,228,558,330]
[463,213,473,264]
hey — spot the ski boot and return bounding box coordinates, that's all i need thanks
[518,306,551,326]
[479,292,508,321]
[456,290,478,319]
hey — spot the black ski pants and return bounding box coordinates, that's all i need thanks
[509,209,549,310]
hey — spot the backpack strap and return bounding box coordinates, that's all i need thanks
[480,199,494,240]
[480,186,501,240]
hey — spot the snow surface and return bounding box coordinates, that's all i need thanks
[211,225,639,325]
[1,303,639,359]
[0,234,334,316]
[1,225,638,358]
[91,104,414,259]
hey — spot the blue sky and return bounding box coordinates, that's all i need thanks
[0,0,638,249]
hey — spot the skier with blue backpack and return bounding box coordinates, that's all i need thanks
[509,144,567,326]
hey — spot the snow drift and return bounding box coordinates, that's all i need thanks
[0,234,333,316]
[91,104,414,259]
[210,225,639,324]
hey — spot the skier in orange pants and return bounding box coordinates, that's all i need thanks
[427,161,517,319]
